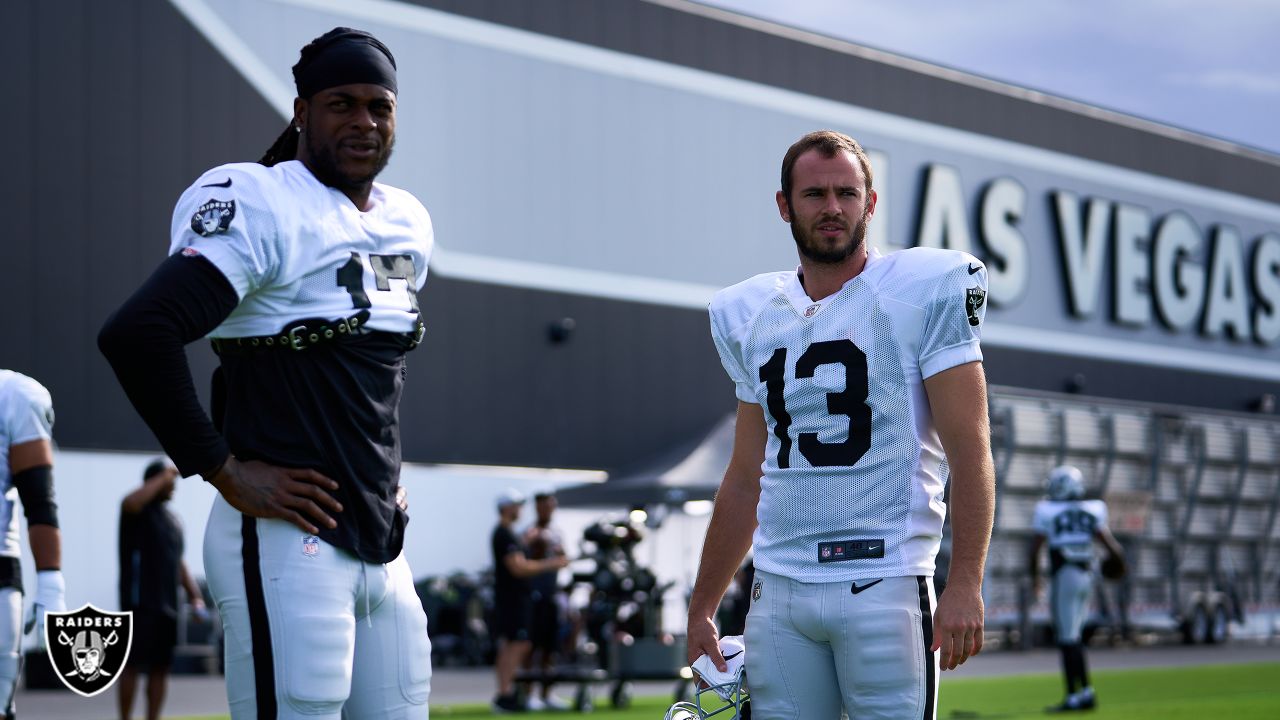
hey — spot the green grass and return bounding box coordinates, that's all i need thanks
[938,662,1279,719]
[176,662,1280,719]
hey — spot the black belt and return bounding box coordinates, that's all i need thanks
[210,311,425,354]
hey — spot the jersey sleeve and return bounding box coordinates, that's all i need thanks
[708,301,757,404]
[1031,501,1052,536]
[1088,500,1109,531]
[918,256,987,379]
[4,378,54,446]
[168,166,281,300]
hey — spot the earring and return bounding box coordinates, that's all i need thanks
[294,125,302,133]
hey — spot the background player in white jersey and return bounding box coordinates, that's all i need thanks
[99,28,432,719]
[686,130,995,719]
[0,370,66,720]
[1029,466,1125,713]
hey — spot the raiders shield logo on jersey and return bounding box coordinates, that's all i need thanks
[965,286,986,326]
[191,199,236,236]
[45,605,133,697]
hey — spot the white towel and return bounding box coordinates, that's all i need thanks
[690,634,746,700]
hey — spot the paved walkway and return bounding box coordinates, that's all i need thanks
[15,641,1278,719]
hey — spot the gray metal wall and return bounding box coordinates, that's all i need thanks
[1,0,1275,473]
[403,0,1280,203]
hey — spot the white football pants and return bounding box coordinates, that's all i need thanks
[1050,565,1092,644]
[745,571,938,720]
[204,494,432,719]
[0,587,20,715]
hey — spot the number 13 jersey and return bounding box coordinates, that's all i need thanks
[709,247,988,582]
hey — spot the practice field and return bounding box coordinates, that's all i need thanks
[380,661,1279,720]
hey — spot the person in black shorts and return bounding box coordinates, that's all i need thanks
[117,458,206,720]
[523,489,569,711]
[491,489,567,712]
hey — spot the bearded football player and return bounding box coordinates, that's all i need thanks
[686,130,995,719]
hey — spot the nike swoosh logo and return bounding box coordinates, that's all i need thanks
[722,650,743,661]
[850,578,884,595]
[202,178,232,188]
[968,264,981,275]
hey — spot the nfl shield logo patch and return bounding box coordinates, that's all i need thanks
[302,535,320,557]
[45,604,133,697]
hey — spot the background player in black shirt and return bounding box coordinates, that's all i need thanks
[490,490,567,712]
[117,458,206,720]
[522,490,570,711]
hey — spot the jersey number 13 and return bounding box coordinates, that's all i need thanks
[759,339,872,469]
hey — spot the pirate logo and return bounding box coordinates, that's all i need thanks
[190,198,236,236]
[965,286,986,327]
[45,604,132,697]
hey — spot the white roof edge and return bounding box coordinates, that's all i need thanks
[650,0,1280,168]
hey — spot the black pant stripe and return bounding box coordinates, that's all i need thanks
[916,576,936,720]
[241,515,277,719]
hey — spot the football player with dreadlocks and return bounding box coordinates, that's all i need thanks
[99,27,432,719]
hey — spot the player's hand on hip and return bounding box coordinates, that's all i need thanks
[210,457,342,534]
[686,614,726,674]
[931,583,984,671]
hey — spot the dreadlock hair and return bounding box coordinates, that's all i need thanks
[258,27,394,167]
[259,124,299,167]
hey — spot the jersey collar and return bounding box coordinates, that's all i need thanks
[784,248,883,319]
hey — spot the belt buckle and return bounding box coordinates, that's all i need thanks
[287,325,308,351]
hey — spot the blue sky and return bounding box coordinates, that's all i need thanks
[700,0,1280,156]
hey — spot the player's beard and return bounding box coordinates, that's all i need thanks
[306,132,395,193]
[791,207,869,264]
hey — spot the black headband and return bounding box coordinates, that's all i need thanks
[293,28,398,99]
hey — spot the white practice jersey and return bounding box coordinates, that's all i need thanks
[710,248,988,582]
[170,160,432,337]
[0,371,55,560]
[1033,499,1108,565]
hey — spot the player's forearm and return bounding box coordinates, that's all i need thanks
[121,477,167,514]
[688,472,759,619]
[180,562,201,603]
[27,525,61,572]
[946,463,995,591]
[509,556,562,578]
